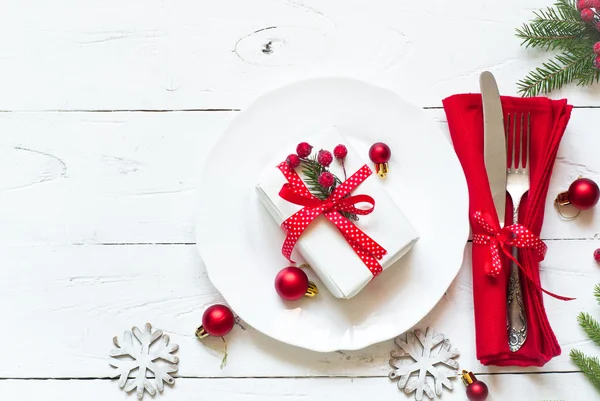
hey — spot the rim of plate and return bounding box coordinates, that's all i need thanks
[196,76,469,352]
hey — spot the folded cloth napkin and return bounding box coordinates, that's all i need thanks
[443,94,572,367]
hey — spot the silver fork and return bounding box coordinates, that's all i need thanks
[506,113,531,352]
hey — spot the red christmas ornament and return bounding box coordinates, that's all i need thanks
[369,142,392,178]
[318,171,335,188]
[581,8,595,22]
[274,266,318,301]
[196,304,235,338]
[556,178,600,216]
[333,144,348,160]
[317,149,333,167]
[286,154,301,169]
[296,142,313,158]
[594,248,600,262]
[462,370,489,401]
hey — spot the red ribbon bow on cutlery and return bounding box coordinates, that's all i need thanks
[472,210,573,301]
[277,162,387,276]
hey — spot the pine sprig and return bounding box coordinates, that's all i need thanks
[578,312,600,347]
[300,156,357,221]
[570,349,600,391]
[594,283,600,304]
[516,0,600,96]
[517,50,597,97]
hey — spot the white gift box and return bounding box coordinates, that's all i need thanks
[256,128,419,299]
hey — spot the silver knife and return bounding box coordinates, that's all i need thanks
[480,72,527,352]
[480,71,507,228]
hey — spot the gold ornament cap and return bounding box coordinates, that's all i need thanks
[374,163,389,178]
[461,370,477,386]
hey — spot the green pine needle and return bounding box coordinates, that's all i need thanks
[578,312,600,347]
[594,284,600,305]
[300,157,357,221]
[516,0,600,96]
[516,51,598,97]
[570,349,600,391]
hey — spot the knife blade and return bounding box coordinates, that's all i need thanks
[480,71,507,227]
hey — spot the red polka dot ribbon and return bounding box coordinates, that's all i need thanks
[472,210,573,301]
[277,162,387,276]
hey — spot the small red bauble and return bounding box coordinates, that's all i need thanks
[581,8,595,22]
[369,142,392,178]
[275,266,317,300]
[568,178,600,210]
[466,381,489,401]
[594,248,600,262]
[318,171,335,188]
[333,144,347,160]
[317,149,333,167]
[462,371,488,401]
[286,154,301,169]
[296,142,313,158]
[197,304,235,338]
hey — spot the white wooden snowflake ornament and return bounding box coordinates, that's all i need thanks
[109,323,179,399]
[389,327,459,400]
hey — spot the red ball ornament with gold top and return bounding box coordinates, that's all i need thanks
[555,177,600,218]
[462,370,489,401]
[196,304,235,338]
[369,142,391,178]
[274,266,318,301]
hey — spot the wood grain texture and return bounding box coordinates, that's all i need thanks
[1,109,599,245]
[0,0,599,111]
[0,241,597,378]
[1,374,596,400]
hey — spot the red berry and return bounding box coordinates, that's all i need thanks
[594,249,600,262]
[581,8,595,22]
[596,21,600,31]
[578,0,593,9]
[333,144,348,160]
[317,150,333,167]
[286,154,300,168]
[593,0,600,8]
[595,56,600,69]
[296,142,313,158]
[594,42,600,54]
[318,171,335,188]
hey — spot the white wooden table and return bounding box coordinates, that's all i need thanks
[2,1,600,399]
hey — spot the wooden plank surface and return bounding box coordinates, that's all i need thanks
[0,0,598,111]
[1,241,597,378]
[1,374,596,401]
[1,109,599,246]
[3,0,600,398]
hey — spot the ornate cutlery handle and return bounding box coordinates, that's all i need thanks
[508,204,527,352]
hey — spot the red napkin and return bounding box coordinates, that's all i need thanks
[443,94,573,366]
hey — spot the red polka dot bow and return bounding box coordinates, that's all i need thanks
[277,162,387,276]
[472,209,547,278]
[472,210,573,301]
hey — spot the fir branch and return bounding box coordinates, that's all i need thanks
[578,312,600,347]
[516,0,600,96]
[570,349,600,391]
[594,283,600,305]
[517,51,594,96]
[516,18,586,51]
[300,157,357,221]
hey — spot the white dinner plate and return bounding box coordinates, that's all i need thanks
[196,77,469,352]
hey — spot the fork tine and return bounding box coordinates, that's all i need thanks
[511,113,517,171]
[519,113,524,170]
[525,113,531,171]
[505,113,511,169]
